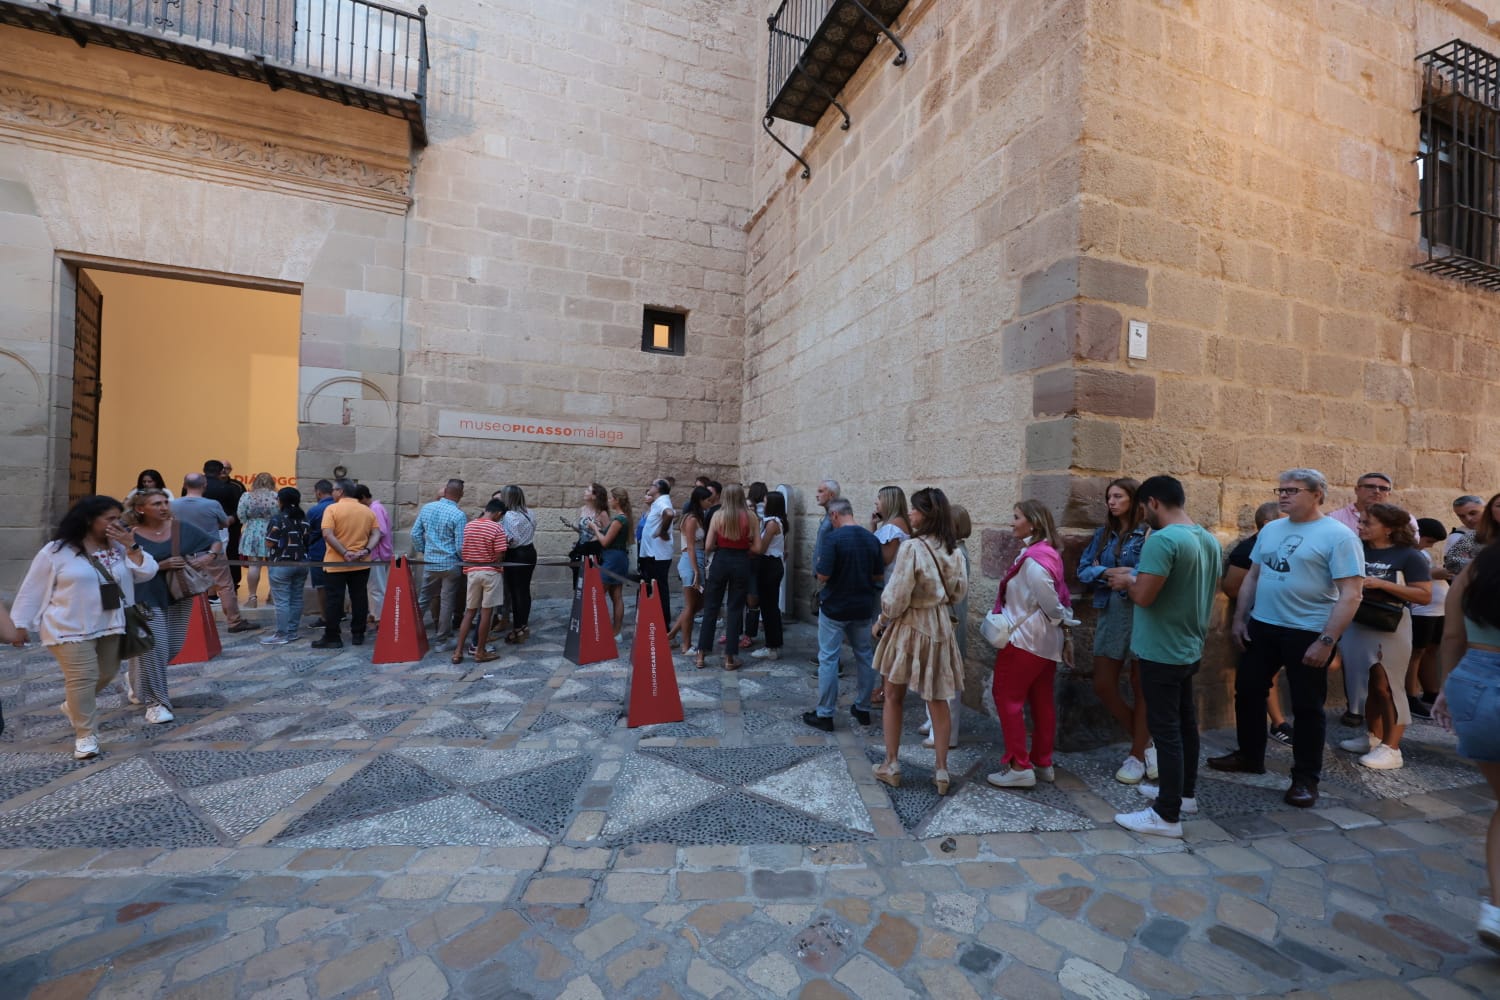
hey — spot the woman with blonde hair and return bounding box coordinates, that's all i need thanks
[236,472,280,608]
[987,499,1080,789]
[586,487,634,641]
[124,488,217,722]
[870,488,968,794]
[696,483,759,670]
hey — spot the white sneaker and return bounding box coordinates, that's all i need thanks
[1145,745,1159,780]
[1115,756,1147,784]
[1138,783,1198,814]
[1339,734,1378,753]
[1115,806,1183,838]
[1358,744,1403,770]
[750,647,779,660]
[986,767,1036,789]
[73,736,99,760]
[144,705,175,725]
[1479,900,1500,953]
[917,719,932,736]
[1036,766,1056,783]
[921,735,960,749]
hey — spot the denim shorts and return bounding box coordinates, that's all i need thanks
[677,551,702,589]
[601,548,629,584]
[1445,648,1500,762]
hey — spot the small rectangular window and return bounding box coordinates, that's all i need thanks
[641,307,686,355]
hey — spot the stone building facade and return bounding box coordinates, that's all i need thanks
[2,0,1498,723]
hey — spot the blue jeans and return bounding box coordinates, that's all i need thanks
[1446,648,1500,762]
[817,611,877,718]
[269,565,308,638]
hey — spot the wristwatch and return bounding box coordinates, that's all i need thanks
[1316,634,1336,646]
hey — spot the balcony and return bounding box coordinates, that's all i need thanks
[0,0,429,144]
[763,0,910,178]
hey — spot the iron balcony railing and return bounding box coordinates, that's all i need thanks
[763,0,909,178]
[0,0,429,142]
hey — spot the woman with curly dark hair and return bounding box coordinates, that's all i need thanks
[1434,541,1500,950]
[11,496,157,759]
[1336,503,1431,771]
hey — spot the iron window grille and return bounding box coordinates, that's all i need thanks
[1414,39,1500,290]
[641,308,686,356]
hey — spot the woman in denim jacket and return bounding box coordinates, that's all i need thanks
[1077,478,1155,785]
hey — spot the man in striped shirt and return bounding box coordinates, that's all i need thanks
[453,499,508,664]
[411,479,467,646]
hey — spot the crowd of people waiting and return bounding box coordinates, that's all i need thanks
[3,463,1498,953]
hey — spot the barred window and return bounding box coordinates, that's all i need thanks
[1415,40,1500,290]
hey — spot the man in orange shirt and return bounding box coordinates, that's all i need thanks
[314,479,381,649]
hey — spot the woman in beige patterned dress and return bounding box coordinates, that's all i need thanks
[871,487,968,795]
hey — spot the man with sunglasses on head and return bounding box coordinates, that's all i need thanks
[1209,469,1363,809]
[1329,472,1418,536]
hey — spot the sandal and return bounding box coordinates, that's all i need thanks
[723,658,741,671]
[451,651,464,665]
[694,654,707,670]
[872,762,901,788]
[934,768,950,796]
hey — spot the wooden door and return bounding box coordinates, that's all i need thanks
[68,270,102,504]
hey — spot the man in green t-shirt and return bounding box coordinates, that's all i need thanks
[1103,475,1222,838]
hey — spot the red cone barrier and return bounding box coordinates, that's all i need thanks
[564,555,618,665]
[373,557,430,664]
[627,579,683,727]
[169,593,223,664]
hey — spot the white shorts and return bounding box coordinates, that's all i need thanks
[465,569,503,609]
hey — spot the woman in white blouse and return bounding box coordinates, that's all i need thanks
[986,499,1079,789]
[11,495,158,760]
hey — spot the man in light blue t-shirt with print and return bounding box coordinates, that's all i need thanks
[1209,468,1364,809]
[1104,475,1222,839]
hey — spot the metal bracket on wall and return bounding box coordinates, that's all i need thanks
[848,0,908,66]
[763,117,811,180]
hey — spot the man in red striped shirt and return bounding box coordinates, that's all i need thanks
[454,499,508,664]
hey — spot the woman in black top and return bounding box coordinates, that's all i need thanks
[1337,503,1432,771]
[264,487,312,645]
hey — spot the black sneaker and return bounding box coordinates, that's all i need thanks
[1269,723,1294,745]
[310,638,343,650]
[351,634,366,647]
[1408,695,1432,719]
[850,707,871,726]
[802,711,834,732]
[1339,711,1364,727]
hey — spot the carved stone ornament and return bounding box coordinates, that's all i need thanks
[0,85,412,213]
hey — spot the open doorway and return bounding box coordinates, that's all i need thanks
[70,268,301,500]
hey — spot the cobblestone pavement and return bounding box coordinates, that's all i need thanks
[1,599,1497,998]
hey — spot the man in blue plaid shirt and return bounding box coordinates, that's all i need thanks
[411,479,468,646]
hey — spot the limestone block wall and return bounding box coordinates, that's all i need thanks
[0,30,411,590]
[743,0,1088,656]
[1057,0,1500,721]
[392,0,758,565]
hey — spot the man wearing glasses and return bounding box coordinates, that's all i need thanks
[1209,469,1363,808]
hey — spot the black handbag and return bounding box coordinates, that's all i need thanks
[120,604,156,659]
[1353,596,1404,632]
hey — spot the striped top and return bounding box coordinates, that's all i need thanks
[460,517,508,574]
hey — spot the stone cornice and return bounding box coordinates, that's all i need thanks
[0,84,412,213]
